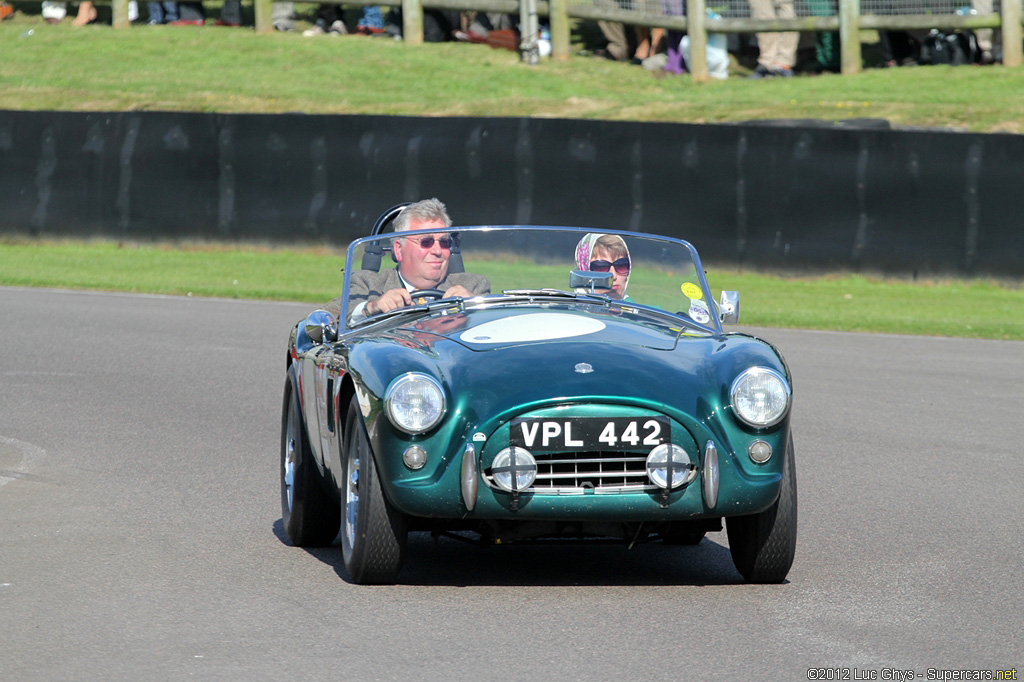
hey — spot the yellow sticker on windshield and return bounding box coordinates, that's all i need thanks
[681,283,703,300]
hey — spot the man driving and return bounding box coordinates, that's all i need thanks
[332,198,490,321]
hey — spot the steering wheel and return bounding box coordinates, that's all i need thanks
[409,289,445,305]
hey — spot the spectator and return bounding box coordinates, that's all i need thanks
[147,0,179,24]
[302,4,346,36]
[303,5,385,37]
[971,0,999,63]
[215,0,241,26]
[594,0,632,60]
[879,30,922,67]
[452,12,518,49]
[661,0,686,74]
[382,7,458,42]
[631,0,665,64]
[747,0,798,77]
[804,0,839,72]
[44,0,131,23]
[594,0,666,65]
[170,0,204,24]
[1,1,14,20]
[355,5,384,34]
[71,0,97,25]
[272,2,296,31]
[460,10,515,38]
[41,0,66,23]
[633,27,666,64]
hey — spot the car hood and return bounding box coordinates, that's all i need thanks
[395,307,695,353]
[347,307,785,424]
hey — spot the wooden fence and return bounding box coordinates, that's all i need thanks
[89,0,1024,78]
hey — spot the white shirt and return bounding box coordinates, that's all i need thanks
[349,272,416,323]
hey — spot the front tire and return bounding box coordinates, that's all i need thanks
[726,433,797,583]
[340,395,407,584]
[281,374,340,546]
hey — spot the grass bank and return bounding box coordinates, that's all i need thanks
[3,13,1022,340]
[2,239,1021,340]
[2,19,1024,133]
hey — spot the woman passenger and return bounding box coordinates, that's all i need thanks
[574,233,633,302]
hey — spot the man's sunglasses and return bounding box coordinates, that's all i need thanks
[590,257,631,275]
[406,236,453,250]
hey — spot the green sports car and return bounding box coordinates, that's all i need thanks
[281,215,796,584]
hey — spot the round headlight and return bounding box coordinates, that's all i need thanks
[730,367,790,428]
[385,373,445,434]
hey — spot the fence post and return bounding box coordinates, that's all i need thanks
[549,0,570,59]
[520,0,540,64]
[403,0,424,45]
[685,0,708,81]
[254,0,272,33]
[111,0,128,27]
[839,0,861,74]
[1003,0,1023,66]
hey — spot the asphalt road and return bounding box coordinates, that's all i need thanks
[1,287,1021,681]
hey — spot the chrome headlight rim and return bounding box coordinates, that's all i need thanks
[384,372,446,434]
[729,367,791,429]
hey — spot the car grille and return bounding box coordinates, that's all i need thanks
[530,451,655,494]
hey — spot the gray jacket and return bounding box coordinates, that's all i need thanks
[324,268,491,318]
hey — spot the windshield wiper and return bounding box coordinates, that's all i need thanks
[496,289,611,302]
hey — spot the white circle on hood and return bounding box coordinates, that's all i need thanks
[459,313,605,344]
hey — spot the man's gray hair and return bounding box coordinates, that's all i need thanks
[393,198,452,232]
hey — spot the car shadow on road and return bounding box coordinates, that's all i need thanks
[274,521,751,586]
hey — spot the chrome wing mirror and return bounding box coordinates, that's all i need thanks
[719,291,740,324]
[304,310,338,345]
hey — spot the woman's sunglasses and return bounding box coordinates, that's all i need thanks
[590,257,631,275]
[406,236,453,250]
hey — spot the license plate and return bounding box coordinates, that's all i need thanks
[510,416,670,452]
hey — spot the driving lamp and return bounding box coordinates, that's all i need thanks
[491,447,537,493]
[646,443,697,489]
[385,373,446,434]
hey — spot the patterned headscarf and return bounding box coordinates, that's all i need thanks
[574,233,601,272]
[574,233,630,297]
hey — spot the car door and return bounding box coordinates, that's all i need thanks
[299,346,328,468]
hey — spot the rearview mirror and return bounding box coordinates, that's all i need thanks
[570,269,613,294]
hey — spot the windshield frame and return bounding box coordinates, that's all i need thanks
[339,225,720,334]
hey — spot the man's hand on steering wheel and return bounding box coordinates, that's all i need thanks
[440,285,474,300]
[366,288,414,315]
[408,289,445,304]
[368,286,472,315]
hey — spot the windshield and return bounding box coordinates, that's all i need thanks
[339,226,720,332]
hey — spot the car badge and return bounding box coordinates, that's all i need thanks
[472,432,487,442]
[575,363,594,374]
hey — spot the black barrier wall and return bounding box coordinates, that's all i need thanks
[1,109,1021,276]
